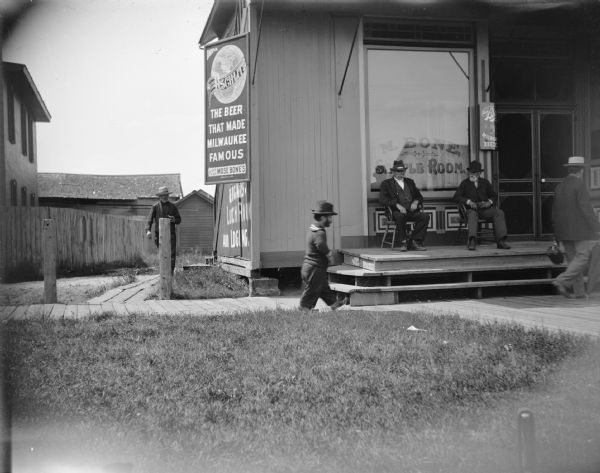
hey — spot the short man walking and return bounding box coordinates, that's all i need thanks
[299,201,346,310]
[552,156,600,299]
[146,186,182,274]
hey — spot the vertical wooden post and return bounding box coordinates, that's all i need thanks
[518,408,536,473]
[43,219,57,304]
[159,218,172,299]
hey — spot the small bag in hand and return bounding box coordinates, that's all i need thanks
[546,241,564,265]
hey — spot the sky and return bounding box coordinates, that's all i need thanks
[3,0,215,196]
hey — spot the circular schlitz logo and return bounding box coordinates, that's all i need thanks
[208,44,247,105]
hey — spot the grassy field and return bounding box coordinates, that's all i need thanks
[4,310,600,473]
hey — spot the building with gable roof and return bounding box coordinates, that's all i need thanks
[175,189,214,253]
[37,172,183,217]
[1,61,51,206]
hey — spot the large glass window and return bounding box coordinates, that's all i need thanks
[367,49,471,193]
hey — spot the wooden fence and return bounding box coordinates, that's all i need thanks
[0,206,148,282]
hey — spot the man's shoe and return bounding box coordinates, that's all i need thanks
[497,239,511,249]
[409,241,426,251]
[331,296,349,310]
[467,237,476,251]
[552,281,575,299]
[398,241,408,252]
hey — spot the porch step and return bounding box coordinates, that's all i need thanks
[331,278,556,306]
[341,242,554,272]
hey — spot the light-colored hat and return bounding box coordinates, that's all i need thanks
[156,186,171,196]
[564,156,585,167]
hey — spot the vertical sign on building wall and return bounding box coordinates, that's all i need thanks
[205,34,250,184]
[480,102,497,150]
[216,182,251,259]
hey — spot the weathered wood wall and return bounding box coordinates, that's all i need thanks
[0,206,146,282]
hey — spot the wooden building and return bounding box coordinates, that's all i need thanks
[1,62,51,207]
[200,0,600,278]
[175,189,215,253]
[38,173,183,217]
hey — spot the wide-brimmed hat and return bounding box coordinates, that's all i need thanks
[564,156,585,167]
[312,200,337,215]
[390,160,407,172]
[467,161,484,173]
[156,186,171,196]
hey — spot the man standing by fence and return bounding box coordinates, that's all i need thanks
[146,186,181,274]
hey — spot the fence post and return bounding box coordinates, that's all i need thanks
[159,218,172,299]
[517,408,536,473]
[43,219,57,304]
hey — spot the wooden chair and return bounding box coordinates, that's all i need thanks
[454,203,495,245]
[381,207,413,249]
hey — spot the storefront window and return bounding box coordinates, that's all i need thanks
[591,40,600,160]
[367,49,471,193]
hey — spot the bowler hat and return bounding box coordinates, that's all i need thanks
[312,200,337,215]
[390,160,407,172]
[467,161,484,173]
[564,156,585,167]
[156,186,171,196]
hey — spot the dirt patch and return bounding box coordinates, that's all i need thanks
[0,275,138,305]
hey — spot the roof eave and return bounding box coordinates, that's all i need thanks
[3,62,51,122]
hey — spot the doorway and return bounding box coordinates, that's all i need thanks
[495,109,574,239]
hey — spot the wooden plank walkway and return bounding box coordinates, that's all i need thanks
[1,293,599,337]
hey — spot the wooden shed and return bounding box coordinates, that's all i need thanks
[200,0,600,278]
[175,189,214,253]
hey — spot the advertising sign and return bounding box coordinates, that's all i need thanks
[216,182,251,258]
[480,102,497,150]
[370,137,470,192]
[205,34,250,184]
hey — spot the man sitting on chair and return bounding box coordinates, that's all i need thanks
[453,160,510,251]
[379,159,430,251]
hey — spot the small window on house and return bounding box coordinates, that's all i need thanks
[21,103,28,156]
[7,86,16,144]
[30,193,36,207]
[21,186,28,207]
[10,180,17,206]
[28,116,35,163]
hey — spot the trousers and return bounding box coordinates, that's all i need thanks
[467,207,507,240]
[299,263,337,309]
[391,210,430,242]
[555,240,596,296]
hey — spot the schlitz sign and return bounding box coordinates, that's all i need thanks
[479,102,497,150]
[205,34,250,184]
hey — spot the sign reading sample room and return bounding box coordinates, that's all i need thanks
[205,34,250,184]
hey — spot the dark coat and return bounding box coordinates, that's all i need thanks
[552,174,600,241]
[145,201,182,237]
[379,177,424,210]
[453,177,497,205]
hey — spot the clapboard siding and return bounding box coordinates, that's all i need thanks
[257,13,339,252]
[176,193,214,252]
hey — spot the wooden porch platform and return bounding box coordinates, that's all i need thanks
[329,241,566,306]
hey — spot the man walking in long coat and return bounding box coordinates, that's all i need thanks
[552,156,600,298]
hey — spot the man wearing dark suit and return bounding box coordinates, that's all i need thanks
[379,159,430,251]
[552,156,600,299]
[453,160,510,251]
